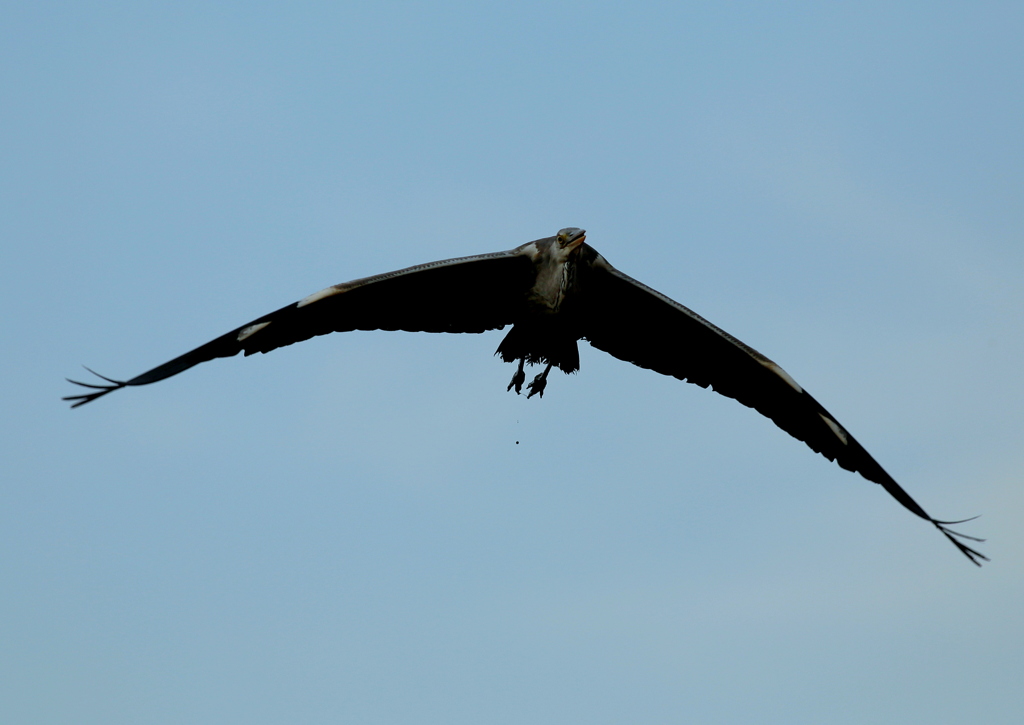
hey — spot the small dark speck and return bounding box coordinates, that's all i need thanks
[516,441,519,445]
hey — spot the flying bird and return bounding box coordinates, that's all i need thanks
[65,227,986,565]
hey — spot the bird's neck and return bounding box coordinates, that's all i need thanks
[529,245,579,312]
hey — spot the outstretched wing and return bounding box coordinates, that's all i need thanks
[66,249,536,407]
[578,249,986,565]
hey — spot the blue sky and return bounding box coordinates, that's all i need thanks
[2,3,1022,723]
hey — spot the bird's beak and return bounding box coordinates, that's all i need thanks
[556,227,587,249]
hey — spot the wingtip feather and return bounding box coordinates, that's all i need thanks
[63,366,127,408]
[934,521,988,566]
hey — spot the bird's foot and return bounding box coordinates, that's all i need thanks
[507,359,526,394]
[526,365,551,399]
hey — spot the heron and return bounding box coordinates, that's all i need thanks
[65,227,986,564]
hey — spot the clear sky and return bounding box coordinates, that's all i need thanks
[2,2,1022,723]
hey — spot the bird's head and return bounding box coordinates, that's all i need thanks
[556,227,586,250]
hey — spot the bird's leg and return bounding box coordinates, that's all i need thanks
[507,358,526,394]
[526,363,552,399]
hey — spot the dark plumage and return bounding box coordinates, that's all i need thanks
[65,228,986,564]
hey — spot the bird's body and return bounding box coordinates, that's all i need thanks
[66,228,986,564]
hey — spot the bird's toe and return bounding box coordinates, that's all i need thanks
[526,375,547,399]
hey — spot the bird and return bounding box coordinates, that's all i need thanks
[65,227,986,565]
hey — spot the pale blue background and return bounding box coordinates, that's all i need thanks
[2,3,1022,723]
